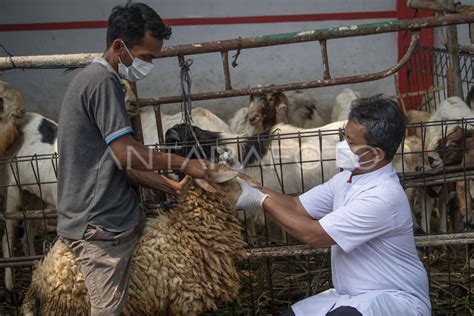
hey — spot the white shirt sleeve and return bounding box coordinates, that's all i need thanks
[298,177,335,219]
[319,193,395,253]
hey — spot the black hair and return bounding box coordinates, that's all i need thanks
[348,95,406,161]
[106,2,172,48]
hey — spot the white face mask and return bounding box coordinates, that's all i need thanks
[335,140,374,172]
[118,40,154,81]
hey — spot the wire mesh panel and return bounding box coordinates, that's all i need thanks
[402,45,473,112]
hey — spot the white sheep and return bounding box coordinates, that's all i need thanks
[330,88,361,122]
[21,165,249,315]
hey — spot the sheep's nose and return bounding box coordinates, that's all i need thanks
[427,156,434,165]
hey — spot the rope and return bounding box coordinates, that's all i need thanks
[0,44,23,71]
[178,53,208,160]
[231,37,242,68]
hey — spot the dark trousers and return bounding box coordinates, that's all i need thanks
[280,306,362,316]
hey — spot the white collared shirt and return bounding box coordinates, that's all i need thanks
[298,163,430,314]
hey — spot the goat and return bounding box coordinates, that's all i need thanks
[429,126,474,230]
[230,90,325,136]
[2,113,58,296]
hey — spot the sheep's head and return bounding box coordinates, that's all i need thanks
[426,126,474,168]
[193,163,260,209]
[248,91,286,130]
[248,93,267,126]
[165,123,222,162]
[0,81,26,124]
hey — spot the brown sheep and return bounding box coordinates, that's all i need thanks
[21,165,254,316]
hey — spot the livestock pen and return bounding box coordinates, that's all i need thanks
[0,6,474,316]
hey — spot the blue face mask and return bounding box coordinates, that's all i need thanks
[117,40,154,81]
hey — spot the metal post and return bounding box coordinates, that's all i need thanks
[446,0,464,99]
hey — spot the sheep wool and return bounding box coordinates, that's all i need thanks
[21,184,246,316]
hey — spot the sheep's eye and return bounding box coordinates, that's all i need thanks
[0,98,3,112]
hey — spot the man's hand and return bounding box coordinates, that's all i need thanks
[181,159,210,180]
[236,178,269,212]
[127,170,192,197]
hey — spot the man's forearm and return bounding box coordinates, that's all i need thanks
[262,197,335,248]
[127,169,180,196]
[262,188,310,218]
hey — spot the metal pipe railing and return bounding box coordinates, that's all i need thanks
[2,232,474,267]
[407,0,474,13]
[0,12,473,71]
[137,31,420,106]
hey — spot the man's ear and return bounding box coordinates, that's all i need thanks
[112,39,123,54]
[374,148,385,161]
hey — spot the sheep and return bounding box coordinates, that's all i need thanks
[330,88,361,122]
[230,90,325,136]
[21,164,250,316]
[2,112,58,296]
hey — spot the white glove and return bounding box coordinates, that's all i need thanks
[235,177,269,212]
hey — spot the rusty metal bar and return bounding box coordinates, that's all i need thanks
[446,0,464,99]
[154,106,165,144]
[407,0,474,13]
[1,13,472,71]
[245,232,474,259]
[3,208,57,220]
[319,40,331,80]
[3,232,474,268]
[137,31,420,106]
[220,51,232,90]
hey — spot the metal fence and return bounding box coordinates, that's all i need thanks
[403,45,474,112]
[1,11,474,316]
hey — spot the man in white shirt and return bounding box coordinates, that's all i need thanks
[236,95,431,316]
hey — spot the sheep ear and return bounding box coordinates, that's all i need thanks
[212,170,238,183]
[235,171,261,188]
[194,178,217,193]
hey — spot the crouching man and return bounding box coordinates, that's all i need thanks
[236,96,431,315]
